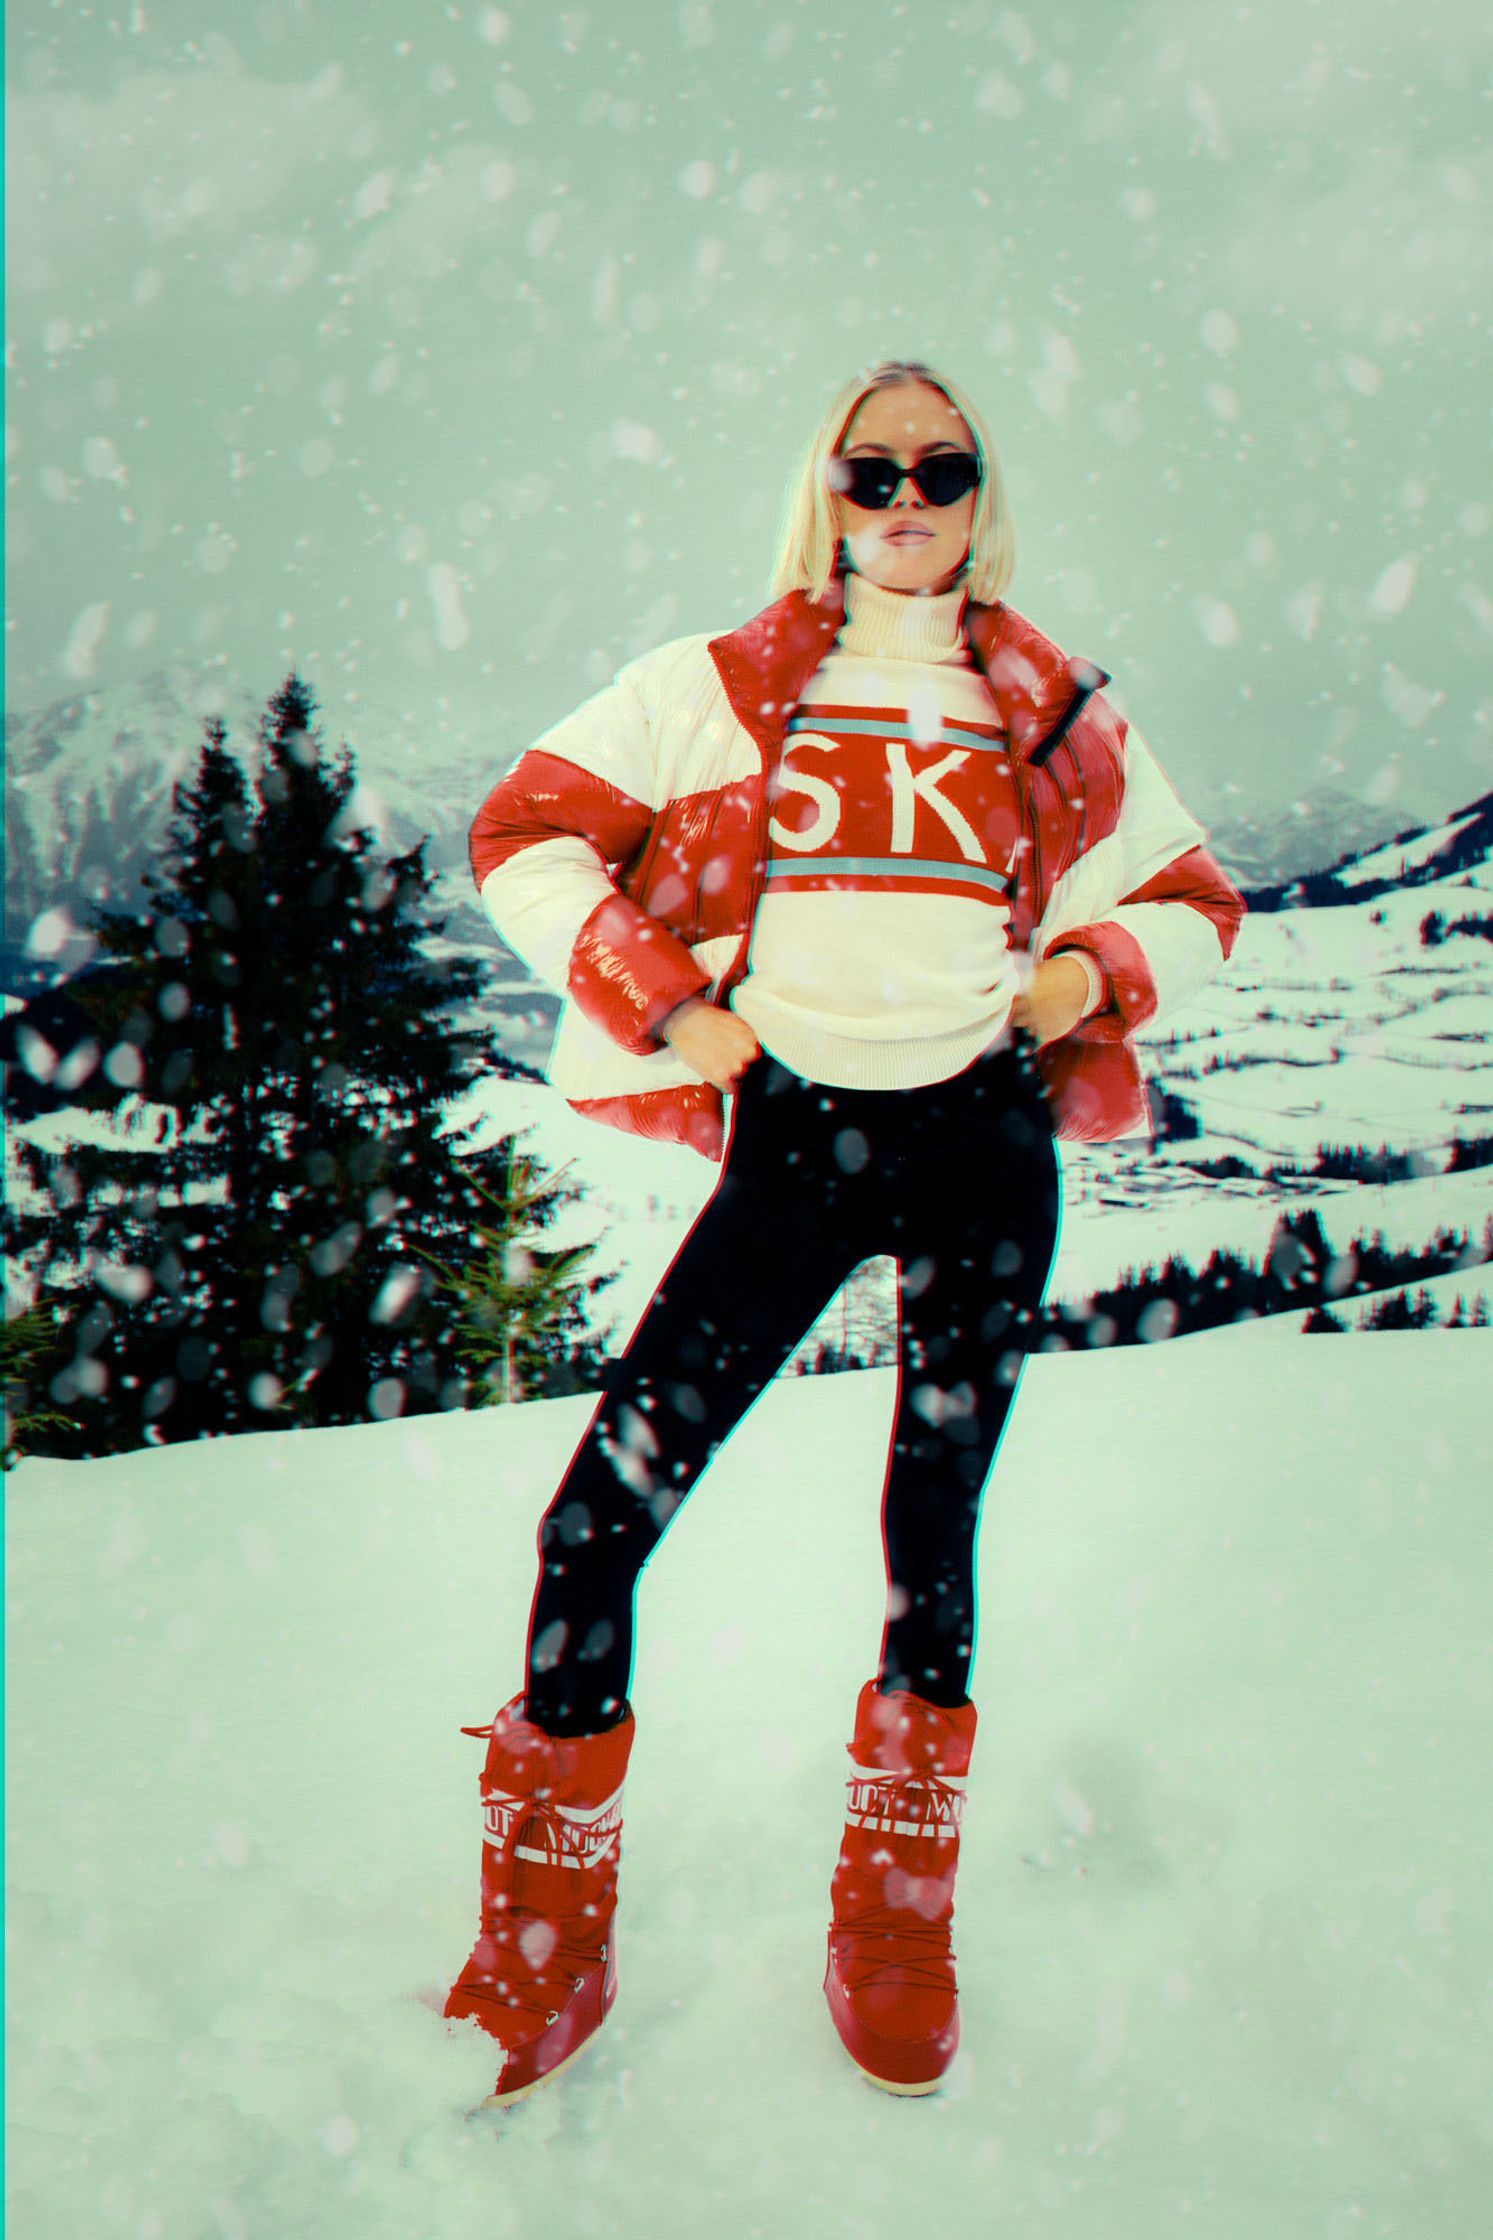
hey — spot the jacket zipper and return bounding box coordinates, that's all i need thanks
[1029,679,1100,769]
[718,762,771,1004]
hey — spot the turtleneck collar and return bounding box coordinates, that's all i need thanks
[839,571,970,665]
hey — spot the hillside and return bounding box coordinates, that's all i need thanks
[8,772,1491,1353]
[431,793,1493,1343]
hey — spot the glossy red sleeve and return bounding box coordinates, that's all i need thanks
[1125,844,1245,956]
[1047,846,1244,1036]
[570,893,711,1055]
[469,751,652,886]
[1046,923,1156,1034]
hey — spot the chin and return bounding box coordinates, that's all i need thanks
[851,543,961,595]
[887,563,958,596]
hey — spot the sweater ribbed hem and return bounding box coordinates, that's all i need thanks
[732,997,1017,1091]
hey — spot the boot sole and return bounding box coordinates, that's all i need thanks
[844,2052,945,2097]
[824,1960,956,2097]
[478,2028,602,2110]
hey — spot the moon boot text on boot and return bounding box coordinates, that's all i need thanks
[444,1694,634,2104]
[824,1679,977,2095]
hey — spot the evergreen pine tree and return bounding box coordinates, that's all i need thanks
[414,1144,614,1404]
[10,678,601,1453]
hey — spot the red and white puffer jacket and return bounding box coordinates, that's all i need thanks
[470,578,1244,1160]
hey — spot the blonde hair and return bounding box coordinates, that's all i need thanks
[768,359,1016,605]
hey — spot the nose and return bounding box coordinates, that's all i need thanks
[888,468,923,509]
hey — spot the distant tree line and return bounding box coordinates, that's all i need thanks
[776,1207,1493,1373]
[1241,791,1493,915]
[1305,1142,1434,1185]
[1421,908,1493,947]
[1307,1291,1489,1332]
[1035,1208,1491,1353]
[1171,1133,1493,1183]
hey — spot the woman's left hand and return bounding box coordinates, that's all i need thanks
[1011,954,1094,1047]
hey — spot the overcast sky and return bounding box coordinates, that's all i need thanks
[6,0,1490,827]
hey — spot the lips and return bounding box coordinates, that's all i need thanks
[885,527,933,543]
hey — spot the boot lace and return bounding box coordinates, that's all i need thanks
[835,1906,957,1996]
[835,1770,963,1995]
[480,1800,611,2026]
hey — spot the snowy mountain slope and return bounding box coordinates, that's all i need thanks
[3,670,498,960]
[1135,851,1493,1164]
[1240,791,1493,913]
[1335,807,1487,890]
[6,1330,1489,2240]
[1027,822,1493,1303]
[436,805,1493,1342]
[1204,784,1434,889]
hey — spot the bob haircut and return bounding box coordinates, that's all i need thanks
[768,359,1016,607]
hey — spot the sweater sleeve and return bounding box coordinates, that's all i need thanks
[469,675,710,1055]
[1067,949,1108,1018]
[1039,725,1245,1035]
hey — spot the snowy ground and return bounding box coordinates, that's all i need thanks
[1133,854,1493,1172]
[7,1329,1490,2239]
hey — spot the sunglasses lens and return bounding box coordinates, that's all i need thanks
[915,453,980,506]
[829,457,900,508]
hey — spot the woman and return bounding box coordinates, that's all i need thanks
[445,361,1244,2103]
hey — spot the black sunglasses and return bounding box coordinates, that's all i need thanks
[827,451,982,511]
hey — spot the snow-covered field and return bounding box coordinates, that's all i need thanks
[429,826,1493,1354]
[7,1329,1490,2239]
[1134,850,1493,1172]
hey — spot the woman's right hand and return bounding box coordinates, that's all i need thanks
[659,996,761,1091]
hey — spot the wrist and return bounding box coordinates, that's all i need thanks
[659,992,709,1040]
[1055,949,1106,1019]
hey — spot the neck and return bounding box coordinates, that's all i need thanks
[840,572,969,663]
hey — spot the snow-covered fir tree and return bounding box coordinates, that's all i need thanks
[7,678,605,1454]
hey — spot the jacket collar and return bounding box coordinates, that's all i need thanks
[708,580,1108,765]
[707,579,847,763]
[963,601,1110,763]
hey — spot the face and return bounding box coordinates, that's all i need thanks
[830,381,979,596]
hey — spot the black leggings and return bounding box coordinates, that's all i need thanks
[524,1033,1061,1734]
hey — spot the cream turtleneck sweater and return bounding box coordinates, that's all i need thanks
[729,572,1102,1088]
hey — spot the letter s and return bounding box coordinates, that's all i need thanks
[768,734,841,853]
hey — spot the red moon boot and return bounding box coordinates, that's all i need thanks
[444,1694,635,2105]
[824,1679,978,2096]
